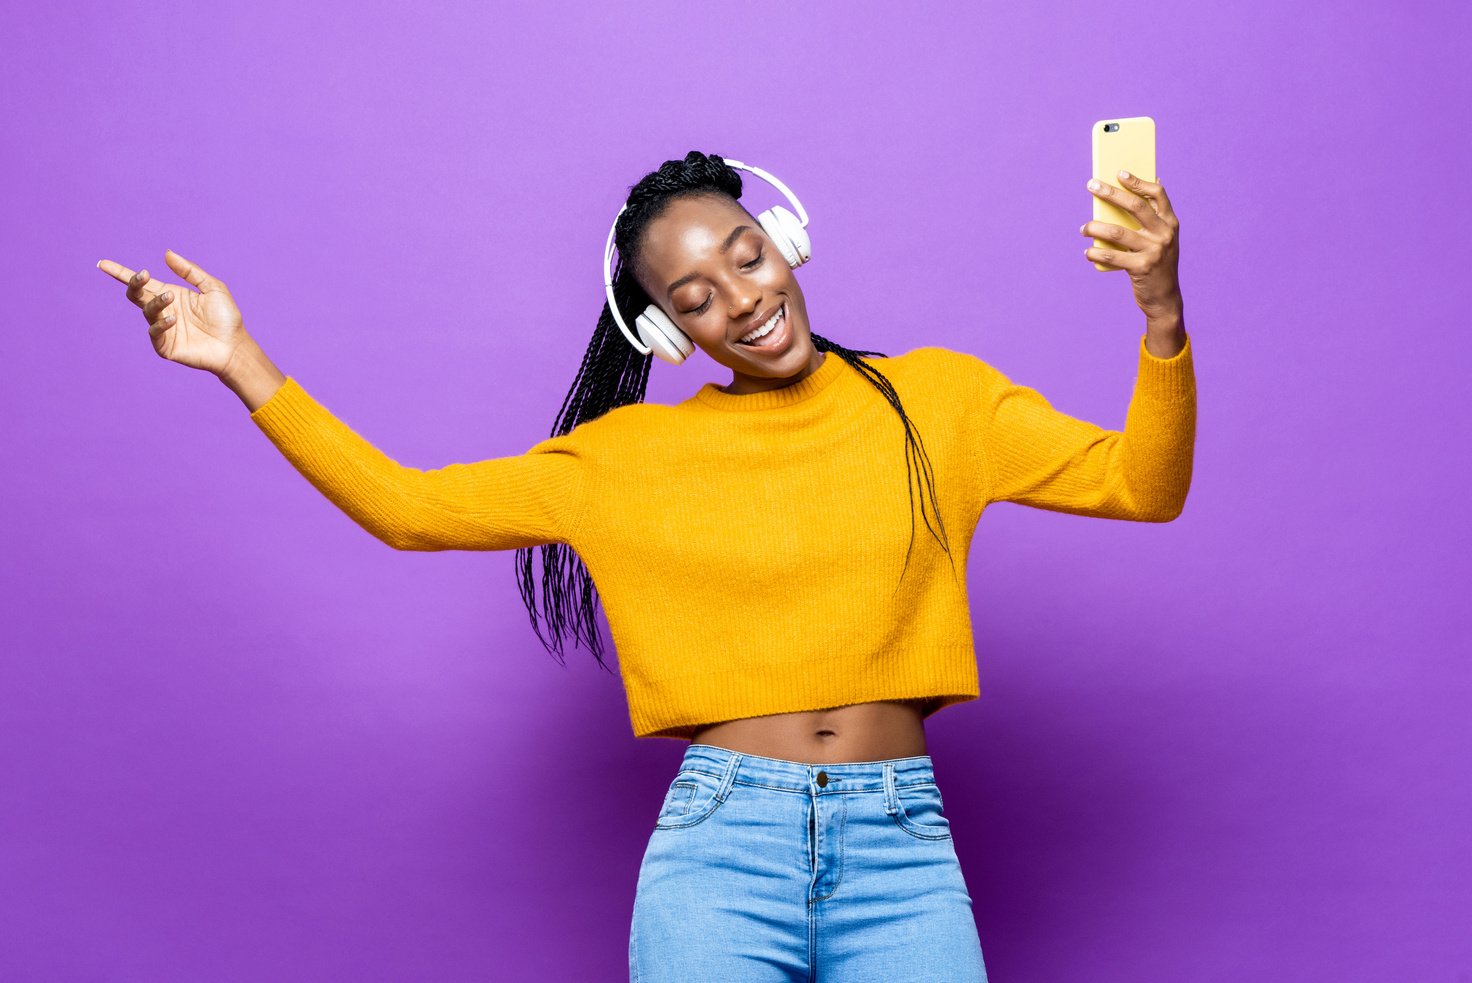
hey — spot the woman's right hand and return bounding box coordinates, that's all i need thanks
[98,250,248,376]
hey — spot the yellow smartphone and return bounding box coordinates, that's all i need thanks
[1091,116,1156,271]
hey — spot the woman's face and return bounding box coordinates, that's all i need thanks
[631,193,824,395]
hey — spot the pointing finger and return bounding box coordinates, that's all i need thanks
[96,259,136,284]
[98,260,167,309]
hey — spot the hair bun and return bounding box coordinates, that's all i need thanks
[624,150,743,213]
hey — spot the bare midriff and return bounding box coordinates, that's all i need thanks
[687,698,934,764]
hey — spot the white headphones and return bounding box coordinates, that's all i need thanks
[602,158,812,365]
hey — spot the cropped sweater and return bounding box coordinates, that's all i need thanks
[249,333,1196,739]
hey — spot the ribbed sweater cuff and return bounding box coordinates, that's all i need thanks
[249,376,315,439]
[1136,331,1195,402]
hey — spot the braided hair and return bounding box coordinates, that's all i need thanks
[514,151,955,673]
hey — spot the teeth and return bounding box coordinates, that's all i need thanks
[739,304,784,344]
[740,307,780,344]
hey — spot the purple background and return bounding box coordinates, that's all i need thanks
[4,1,1468,979]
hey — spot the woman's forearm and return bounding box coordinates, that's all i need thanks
[219,336,288,412]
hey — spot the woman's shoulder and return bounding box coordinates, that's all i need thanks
[864,344,993,380]
[559,399,680,441]
[522,400,677,465]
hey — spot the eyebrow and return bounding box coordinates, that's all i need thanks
[665,224,754,299]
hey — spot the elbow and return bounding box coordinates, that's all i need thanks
[1145,491,1189,523]
[1108,487,1187,523]
[371,518,438,552]
[1095,472,1188,522]
[361,504,449,551]
[1125,466,1192,523]
[1151,502,1185,523]
[376,528,413,551]
[381,528,448,552]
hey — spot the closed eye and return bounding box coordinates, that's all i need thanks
[684,251,765,316]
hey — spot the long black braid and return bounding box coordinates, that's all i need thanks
[514,151,955,673]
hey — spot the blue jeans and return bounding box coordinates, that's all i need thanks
[629,743,989,982]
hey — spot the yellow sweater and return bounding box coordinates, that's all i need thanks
[250,333,1196,739]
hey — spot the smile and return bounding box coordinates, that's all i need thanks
[736,302,788,352]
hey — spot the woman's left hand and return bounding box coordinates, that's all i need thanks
[1081,171,1181,319]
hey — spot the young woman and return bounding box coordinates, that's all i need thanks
[98,150,1193,981]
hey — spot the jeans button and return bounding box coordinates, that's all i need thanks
[816,771,828,787]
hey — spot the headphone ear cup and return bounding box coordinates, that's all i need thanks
[759,205,811,268]
[635,305,695,366]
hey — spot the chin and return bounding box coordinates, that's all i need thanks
[761,331,815,377]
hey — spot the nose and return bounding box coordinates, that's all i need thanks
[727,288,760,320]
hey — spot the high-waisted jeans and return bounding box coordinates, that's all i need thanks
[629,743,989,982]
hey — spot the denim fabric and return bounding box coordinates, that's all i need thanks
[629,743,988,982]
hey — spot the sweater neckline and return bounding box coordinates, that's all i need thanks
[691,351,847,411]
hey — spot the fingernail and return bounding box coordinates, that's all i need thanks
[1118,169,1131,179]
[1088,179,1101,190]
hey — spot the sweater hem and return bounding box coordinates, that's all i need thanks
[623,644,981,740]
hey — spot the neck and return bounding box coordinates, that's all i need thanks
[721,348,828,396]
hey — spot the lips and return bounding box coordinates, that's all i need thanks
[735,302,791,354]
[735,302,784,345]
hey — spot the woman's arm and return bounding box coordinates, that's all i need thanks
[963,170,1195,522]
[969,321,1196,522]
[225,344,589,552]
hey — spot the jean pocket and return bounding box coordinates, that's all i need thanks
[890,781,952,839]
[653,769,730,830]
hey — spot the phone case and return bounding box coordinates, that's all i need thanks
[1091,116,1156,271]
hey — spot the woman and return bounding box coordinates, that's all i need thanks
[98,150,1193,981]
